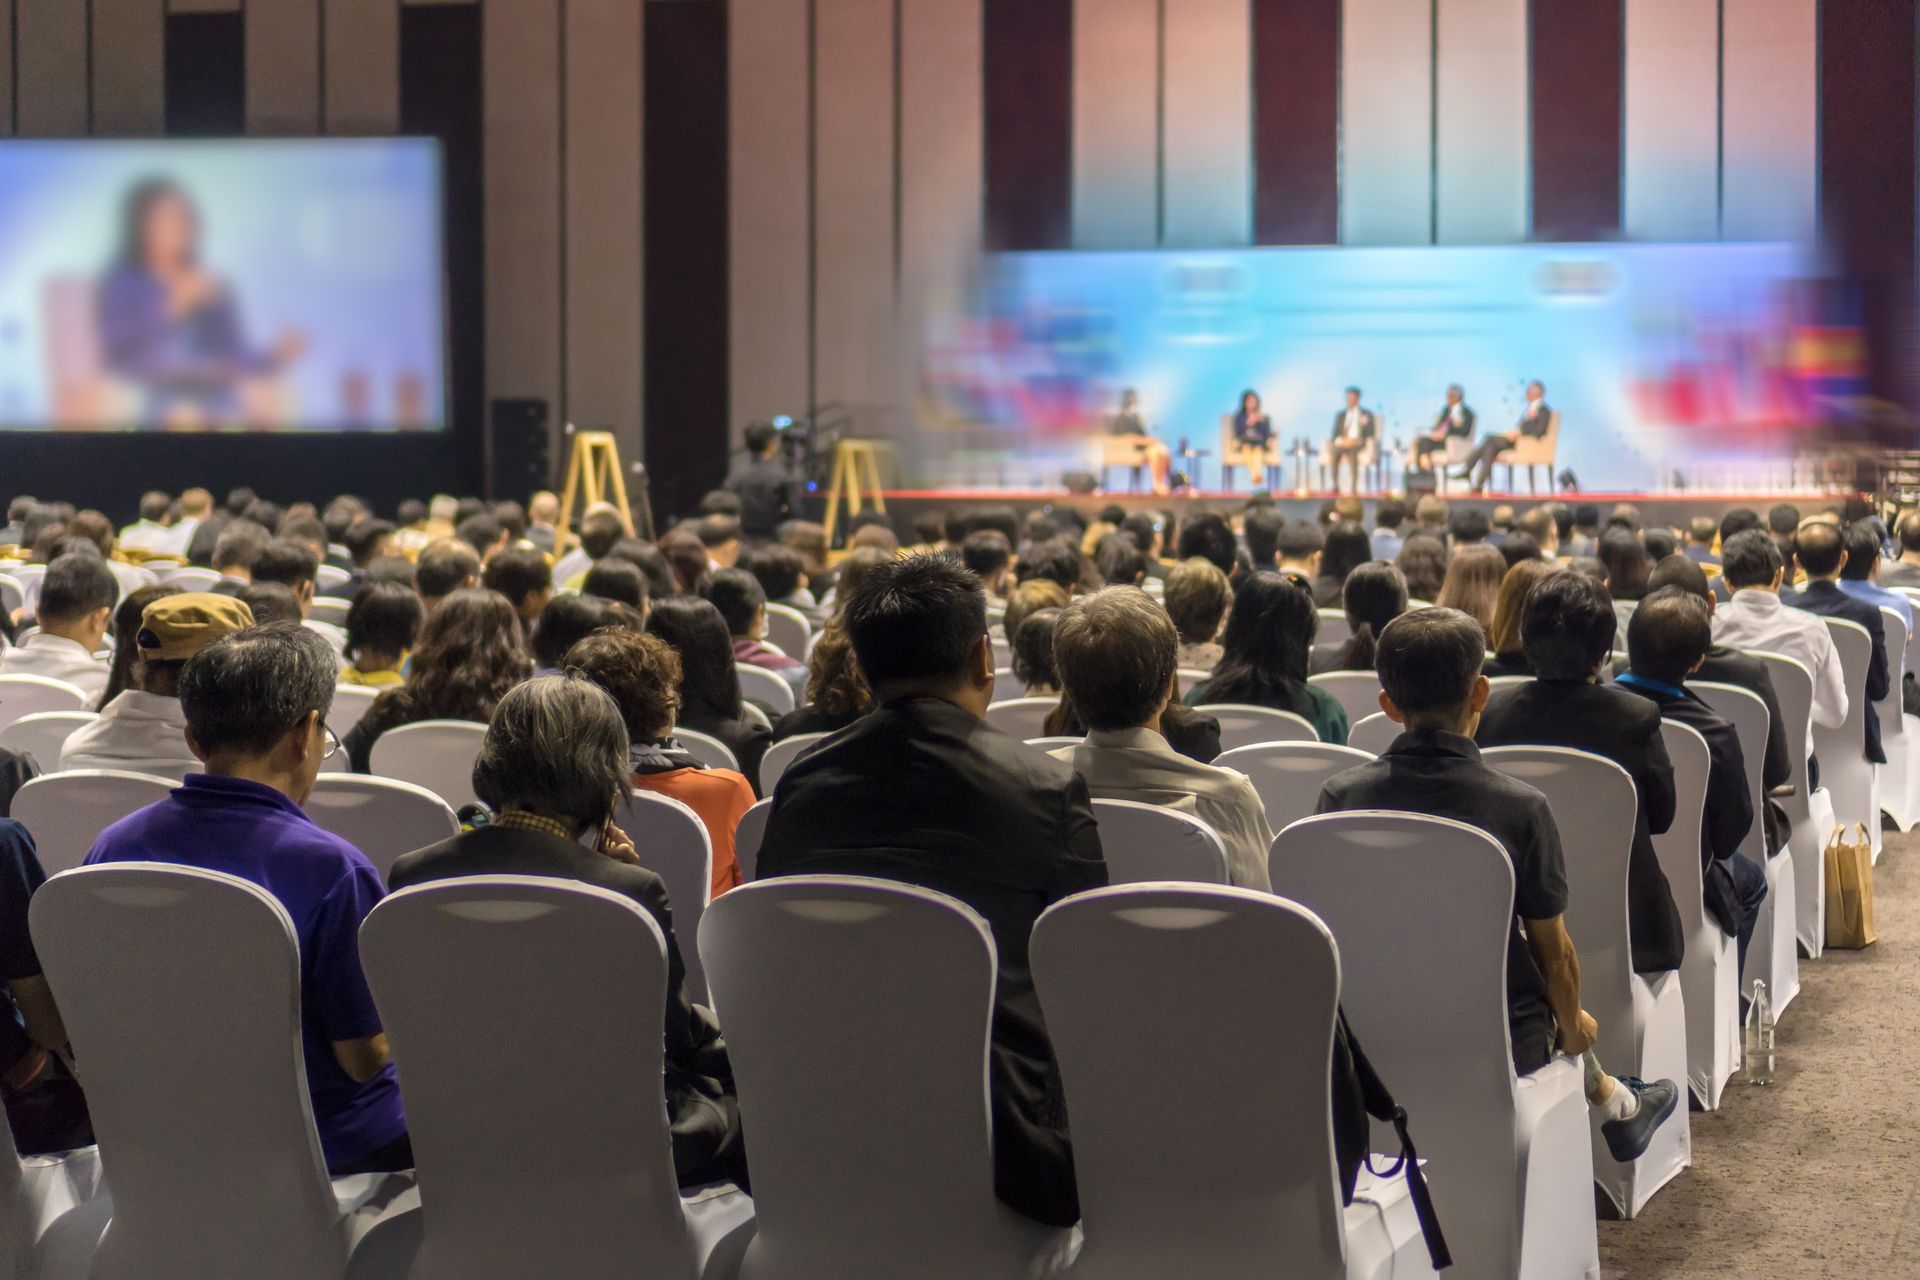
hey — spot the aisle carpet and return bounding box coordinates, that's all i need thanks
[1599,828,1920,1277]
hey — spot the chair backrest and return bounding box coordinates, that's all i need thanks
[1314,609,1351,645]
[159,566,220,591]
[367,719,488,811]
[1749,650,1814,795]
[611,789,714,1004]
[760,731,832,794]
[1691,681,1770,863]
[737,663,797,715]
[0,710,97,770]
[1025,735,1083,751]
[982,697,1059,742]
[0,575,21,620]
[313,565,351,593]
[1486,674,1533,691]
[1031,886,1347,1274]
[0,675,89,732]
[699,876,1012,1273]
[1900,592,1920,689]
[1651,719,1713,937]
[1089,798,1229,885]
[360,876,701,1278]
[1346,711,1398,755]
[673,727,740,773]
[1175,668,1211,697]
[1878,607,1908,742]
[1306,670,1382,726]
[12,769,177,876]
[763,603,812,659]
[990,667,1028,699]
[30,864,349,1280]
[1192,703,1318,750]
[324,684,379,741]
[1480,746,1639,1069]
[733,797,772,883]
[301,775,459,881]
[1212,741,1375,833]
[1816,617,1872,759]
[307,597,351,629]
[1268,811,1526,1280]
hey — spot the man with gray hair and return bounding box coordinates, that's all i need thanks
[84,622,412,1175]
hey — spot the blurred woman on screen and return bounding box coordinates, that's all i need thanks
[96,177,304,428]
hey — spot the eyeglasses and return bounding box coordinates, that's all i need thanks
[318,723,340,761]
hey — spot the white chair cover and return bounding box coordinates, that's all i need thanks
[1814,617,1880,858]
[0,576,23,621]
[759,732,831,795]
[611,790,715,1005]
[1025,736,1084,751]
[315,565,352,593]
[368,720,488,812]
[1315,609,1352,645]
[0,1098,109,1280]
[1213,741,1374,833]
[1745,650,1830,964]
[326,686,381,742]
[736,665,796,716]
[29,864,412,1280]
[1897,594,1920,838]
[159,567,221,591]
[12,770,177,876]
[301,776,459,882]
[0,677,90,733]
[1192,703,1318,751]
[309,598,353,629]
[1874,607,1910,830]
[1175,669,1212,697]
[1486,675,1533,691]
[763,604,811,661]
[1031,884,1435,1280]
[1481,746,1691,1218]
[1346,712,1399,756]
[990,668,1029,700]
[1307,671,1384,727]
[698,877,1074,1279]
[732,798,772,884]
[0,711,97,771]
[356,877,753,1280]
[983,698,1060,742]
[674,729,740,774]
[1088,799,1229,885]
[1269,813,1598,1280]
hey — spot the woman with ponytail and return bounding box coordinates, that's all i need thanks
[1310,561,1408,674]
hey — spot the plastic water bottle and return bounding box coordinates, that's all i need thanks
[1744,980,1774,1085]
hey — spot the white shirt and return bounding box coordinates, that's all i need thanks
[60,690,199,781]
[1711,588,1848,753]
[1341,408,1360,439]
[1053,726,1275,890]
[0,633,108,699]
[551,547,592,588]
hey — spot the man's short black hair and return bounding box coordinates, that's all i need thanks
[744,543,807,600]
[1627,587,1712,686]
[415,540,482,598]
[842,554,986,689]
[36,553,117,625]
[582,559,648,609]
[396,498,428,526]
[532,593,616,669]
[1720,529,1782,589]
[744,421,780,455]
[960,530,1012,582]
[704,567,767,636]
[1119,511,1161,554]
[1719,507,1763,546]
[225,486,258,516]
[343,518,394,567]
[455,512,505,556]
[1273,519,1325,563]
[1573,503,1601,531]
[1768,503,1801,535]
[1688,516,1717,546]
[251,538,319,589]
[212,520,271,573]
[237,581,303,625]
[579,510,626,559]
[606,538,676,600]
[1646,552,1710,599]
[345,581,424,664]
[1375,498,1408,530]
[698,489,744,518]
[138,490,171,522]
[1642,527,1677,562]
[1243,508,1282,565]
[180,623,337,759]
[1448,508,1491,545]
[970,506,1019,544]
[1521,571,1617,679]
[1376,607,1487,719]
[492,500,528,539]
[1794,521,1844,578]
[1174,512,1236,574]
[1839,522,1881,582]
[697,513,743,549]
[1498,531,1541,568]
[482,547,553,608]
[1015,538,1082,591]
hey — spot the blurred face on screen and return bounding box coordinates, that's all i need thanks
[141,189,199,272]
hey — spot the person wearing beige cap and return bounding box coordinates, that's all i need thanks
[59,593,254,780]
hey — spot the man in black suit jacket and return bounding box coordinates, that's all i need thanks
[1328,386,1376,490]
[1783,521,1890,765]
[1476,572,1685,976]
[1618,589,1769,979]
[755,554,1108,1227]
[1458,380,1554,492]
[1413,383,1474,470]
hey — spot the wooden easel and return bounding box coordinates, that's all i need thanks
[822,439,887,546]
[554,430,636,555]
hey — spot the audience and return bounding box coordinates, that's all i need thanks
[237,580,304,627]
[1881,513,1920,588]
[1598,528,1653,603]
[1313,523,1372,608]
[960,531,1015,603]
[414,539,482,612]
[1164,558,1230,671]
[745,542,822,624]
[706,567,808,702]
[1433,542,1505,632]
[1185,572,1348,744]
[210,520,269,593]
[1,554,116,698]
[1396,532,1448,602]
[92,582,184,712]
[1273,520,1325,594]
[582,559,648,611]
[645,597,772,792]
[1010,609,1064,698]
[1781,520,1890,764]
[1175,512,1236,576]
[1835,518,1911,631]
[771,623,873,741]
[482,546,555,626]
[341,582,424,688]
[1310,560,1408,675]
[1371,498,1408,560]
[1483,558,1562,678]
[0,812,90,1153]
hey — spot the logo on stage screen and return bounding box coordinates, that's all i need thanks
[1531,259,1621,300]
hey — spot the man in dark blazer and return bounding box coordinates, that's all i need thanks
[1328,386,1376,490]
[755,554,1108,1228]
[1617,589,1769,979]
[1458,380,1554,492]
[1783,520,1890,765]
[1413,383,1474,471]
[1477,572,1685,977]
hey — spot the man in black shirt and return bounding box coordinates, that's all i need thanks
[1316,607,1677,1161]
[723,421,807,541]
[755,554,1108,1225]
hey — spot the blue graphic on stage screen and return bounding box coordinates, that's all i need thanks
[919,242,1863,491]
[0,139,445,433]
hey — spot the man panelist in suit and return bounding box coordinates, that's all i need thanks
[1413,384,1474,471]
[1327,386,1376,491]
[1458,380,1554,492]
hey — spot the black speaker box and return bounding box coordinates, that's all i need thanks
[489,399,551,498]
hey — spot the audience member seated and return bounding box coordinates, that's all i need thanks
[454,512,509,564]
[1050,589,1273,888]
[1395,532,1448,602]
[1482,558,1562,678]
[1619,589,1768,977]
[1881,513,1920,589]
[1010,609,1064,699]
[1835,519,1912,631]
[771,624,873,741]
[1448,507,1491,548]
[645,597,773,792]
[1185,572,1349,744]
[62,594,254,779]
[960,531,1014,605]
[1371,498,1408,560]
[1516,505,1560,559]
[341,582,424,689]
[530,592,617,676]
[64,509,148,599]
[116,489,180,557]
[1309,560,1407,674]
[1,553,116,698]
[1272,519,1324,595]
[209,520,270,594]
[85,623,410,1175]
[237,581,305,627]
[1165,557,1230,671]
[1598,528,1653,604]
[1434,542,1505,632]
[698,515,745,571]
[566,629,754,896]
[482,546,555,628]
[345,588,531,774]
[779,520,835,598]
[414,538,482,613]
[1476,573,1684,977]
[1316,608,1679,1158]
[582,559,649,613]
[659,529,714,597]
[1014,538,1083,596]
[1310,522,1372,609]
[334,518,395,602]
[1685,518,1720,567]
[1092,533,1148,589]
[745,542,822,626]
[1712,529,1848,759]
[552,504,626,588]
[1782,521,1890,765]
[756,554,1106,1225]
[92,583,183,711]
[706,568,807,702]
[1175,512,1237,577]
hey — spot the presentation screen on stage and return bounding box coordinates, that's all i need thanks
[0,139,445,433]
[920,242,1863,492]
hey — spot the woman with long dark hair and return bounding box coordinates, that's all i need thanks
[1395,533,1448,602]
[1184,572,1348,743]
[346,588,532,773]
[95,582,185,711]
[1311,522,1373,607]
[1310,561,1407,674]
[1435,543,1506,633]
[1484,558,1563,677]
[1598,528,1653,601]
[645,596,772,793]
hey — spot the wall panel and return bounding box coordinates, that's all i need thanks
[1530,0,1622,239]
[325,0,401,134]
[0,0,14,136]
[15,0,90,136]
[92,0,167,135]
[1435,0,1527,243]
[1341,0,1432,245]
[245,0,322,134]
[1622,0,1717,241]
[1252,0,1338,245]
[1072,0,1158,248]
[1162,0,1250,247]
[983,0,1071,250]
[1722,0,1815,242]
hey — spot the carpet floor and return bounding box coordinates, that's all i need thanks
[1598,827,1919,1278]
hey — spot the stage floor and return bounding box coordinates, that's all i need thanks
[871,487,1839,520]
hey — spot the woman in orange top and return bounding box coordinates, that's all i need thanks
[563,626,755,896]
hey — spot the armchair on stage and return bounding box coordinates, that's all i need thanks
[1497,410,1562,493]
[1217,414,1281,491]
[1091,434,1166,494]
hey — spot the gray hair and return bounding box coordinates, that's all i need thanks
[179,623,338,758]
[472,675,631,830]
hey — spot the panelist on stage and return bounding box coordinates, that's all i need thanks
[1413,384,1474,470]
[1456,380,1554,492]
[1231,389,1273,450]
[1105,387,1171,494]
[1327,386,1376,490]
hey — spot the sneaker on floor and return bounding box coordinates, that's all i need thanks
[1600,1077,1679,1163]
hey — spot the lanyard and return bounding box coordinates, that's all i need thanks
[1615,672,1688,700]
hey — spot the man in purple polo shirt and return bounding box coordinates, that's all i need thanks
[85,622,410,1174]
